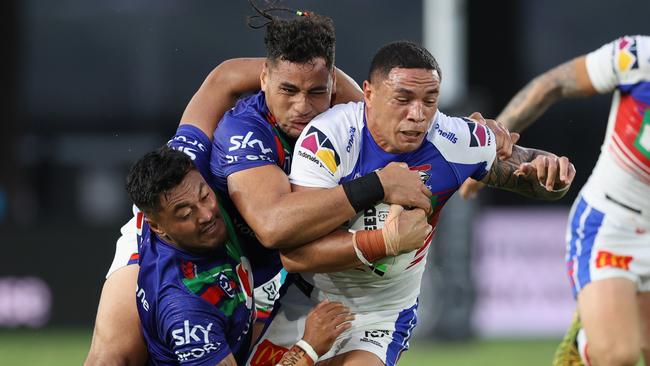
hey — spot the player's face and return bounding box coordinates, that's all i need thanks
[364,68,440,153]
[148,170,226,252]
[261,57,335,139]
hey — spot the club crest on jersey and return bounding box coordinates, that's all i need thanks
[465,121,491,147]
[616,36,638,71]
[409,164,432,187]
[299,126,341,174]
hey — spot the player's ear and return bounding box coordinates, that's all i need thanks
[363,80,373,104]
[146,217,165,237]
[260,61,269,92]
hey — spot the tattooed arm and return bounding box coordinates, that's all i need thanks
[497,56,597,132]
[481,145,576,200]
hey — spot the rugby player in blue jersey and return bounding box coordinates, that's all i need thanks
[125,145,355,366]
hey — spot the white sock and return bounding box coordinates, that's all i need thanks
[577,328,591,366]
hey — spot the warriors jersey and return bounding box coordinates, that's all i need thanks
[211,91,293,287]
[583,35,650,219]
[137,124,255,365]
[289,101,496,317]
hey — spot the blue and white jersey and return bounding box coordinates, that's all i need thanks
[289,101,496,315]
[211,91,292,286]
[137,124,255,365]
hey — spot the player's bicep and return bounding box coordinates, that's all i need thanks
[227,164,291,229]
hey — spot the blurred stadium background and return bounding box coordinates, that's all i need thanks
[1,0,648,364]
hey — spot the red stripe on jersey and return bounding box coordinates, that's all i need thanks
[612,96,650,168]
[129,253,139,261]
[136,211,144,230]
[608,144,650,184]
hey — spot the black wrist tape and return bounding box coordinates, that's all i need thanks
[342,172,384,212]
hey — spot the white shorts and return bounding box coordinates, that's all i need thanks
[106,208,143,278]
[566,195,650,296]
[246,275,418,366]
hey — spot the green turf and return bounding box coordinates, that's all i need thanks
[0,329,568,365]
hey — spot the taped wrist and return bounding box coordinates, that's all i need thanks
[342,172,384,212]
[352,229,386,264]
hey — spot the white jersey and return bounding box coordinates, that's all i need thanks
[289,101,495,317]
[582,35,650,221]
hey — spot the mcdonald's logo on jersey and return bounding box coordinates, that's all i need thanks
[595,250,633,271]
[250,339,289,366]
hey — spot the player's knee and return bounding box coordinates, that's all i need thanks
[589,341,640,366]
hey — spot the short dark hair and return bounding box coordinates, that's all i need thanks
[368,41,441,83]
[126,147,195,215]
[248,2,335,69]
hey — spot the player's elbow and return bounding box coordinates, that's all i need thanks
[254,227,289,250]
[279,252,305,273]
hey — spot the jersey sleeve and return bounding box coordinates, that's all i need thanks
[105,204,143,278]
[289,116,346,189]
[211,115,279,179]
[167,124,213,180]
[585,35,648,94]
[160,292,233,365]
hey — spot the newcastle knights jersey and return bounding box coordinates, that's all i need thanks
[137,124,255,365]
[289,102,496,315]
[582,35,650,219]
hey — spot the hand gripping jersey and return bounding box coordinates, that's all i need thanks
[289,101,496,327]
[566,35,650,295]
[136,124,255,365]
[583,35,650,218]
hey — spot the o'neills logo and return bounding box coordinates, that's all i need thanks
[435,123,458,143]
[250,339,288,366]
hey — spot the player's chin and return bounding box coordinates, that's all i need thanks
[201,222,228,249]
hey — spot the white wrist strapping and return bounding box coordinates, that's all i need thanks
[296,339,319,363]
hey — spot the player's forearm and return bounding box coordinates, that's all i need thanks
[180,58,264,137]
[280,230,360,273]
[483,146,571,201]
[498,57,595,133]
[251,187,356,249]
[497,74,562,133]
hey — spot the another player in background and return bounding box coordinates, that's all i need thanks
[127,145,354,366]
[250,41,576,366]
[462,35,650,366]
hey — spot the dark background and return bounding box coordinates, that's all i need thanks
[1,0,648,329]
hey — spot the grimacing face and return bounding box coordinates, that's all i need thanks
[364,67,440,153]
[146,170,226,253]
[261,57,336,139]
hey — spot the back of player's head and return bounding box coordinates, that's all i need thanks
[248,1,336,69]
[126,147,195,216]
[368,41,441,83]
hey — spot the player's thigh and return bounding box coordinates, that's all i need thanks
[85,264,147,366]
[578,277,640,364]
[316,350,383,366]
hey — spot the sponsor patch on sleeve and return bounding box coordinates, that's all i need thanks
[297,126,341,175]
[615,36,639,72]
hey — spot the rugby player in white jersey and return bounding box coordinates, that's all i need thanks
[462,35,650,366]
[249,41,576,366]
